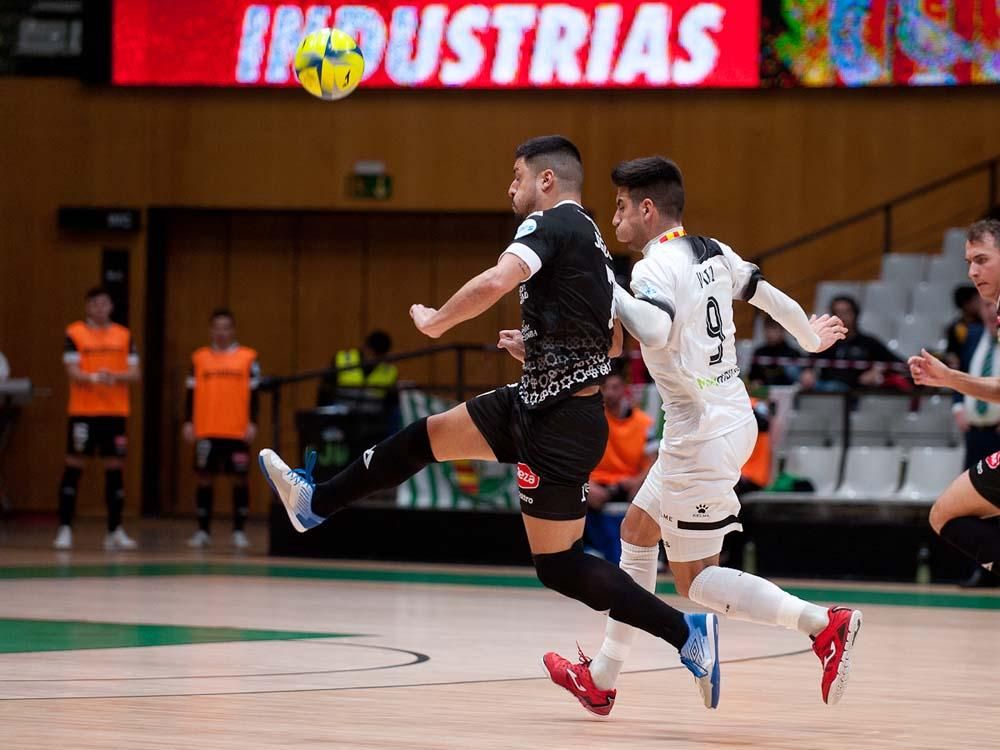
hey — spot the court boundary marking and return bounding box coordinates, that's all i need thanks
[1,561,999,610]
[0,646,812,701]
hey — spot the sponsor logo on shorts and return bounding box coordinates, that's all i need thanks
[693,503,710,518]
[978,461,985,475]
[517,463,540,490]
[986,451,1000,470]
[519,492,534,505]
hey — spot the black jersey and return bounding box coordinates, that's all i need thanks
[503,200,614,409]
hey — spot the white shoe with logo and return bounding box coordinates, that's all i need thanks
[53,525,73,550]
[231,530,250,550]
[104,527,138,551]
[187,530,211,549]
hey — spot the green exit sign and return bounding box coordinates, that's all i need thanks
[348,174,392,200]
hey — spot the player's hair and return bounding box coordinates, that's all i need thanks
[830,295,860,318]
[953,284,978,309]
[210,308,235,324]
[84,286,111,301]
[514,135,583,191]
[366,330,392,356]
[611,156,685,220]
[968,219,1000,249]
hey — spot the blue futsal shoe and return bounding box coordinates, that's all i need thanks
[679,612,721,709]
[258,448,324,532]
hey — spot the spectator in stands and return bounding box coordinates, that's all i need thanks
[317,330,399,406]
[944,285,983,371]
[183,309,260,550]
[0,350,8,382]
[585,364,657,563]
[749,315,802,387]
[799,295,903,391]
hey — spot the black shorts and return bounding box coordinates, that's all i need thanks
[66,417,127,458]
[195,439,251,475]
[466,385,608,520]
[969,450,1000,510]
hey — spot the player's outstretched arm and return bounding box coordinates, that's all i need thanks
[747,281,846,353]
[909,348,1000,402]
[410,254,530,339]
[613,283,672,350]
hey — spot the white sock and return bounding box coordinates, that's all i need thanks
[688,566,829,637]
[590,541,660,690]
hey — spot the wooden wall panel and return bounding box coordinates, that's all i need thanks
[3,77,1000,515]
[161,213,230,517]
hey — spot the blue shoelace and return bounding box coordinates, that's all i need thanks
[290,449,317,487]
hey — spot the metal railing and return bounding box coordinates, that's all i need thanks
[752,155,998,265]
[257,343,506,451]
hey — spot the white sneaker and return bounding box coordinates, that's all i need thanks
[187,529,212,548]
[104,526,138,551]
[231,530,250,549]
[258,449,322,533]
[53,525,73,550]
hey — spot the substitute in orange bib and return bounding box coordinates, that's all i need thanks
[54,287,141,551]
[182,309,260,550]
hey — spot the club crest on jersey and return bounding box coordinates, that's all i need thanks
[517,463,540,490]
[515,218,537,239]
[986,452,1000,470]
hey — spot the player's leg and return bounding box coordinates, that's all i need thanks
[55,419,89,549]
[229,442,252,549]
[929,469,1000,575]
[100,419,136,550]
[587,478,663,692]
[259,388,504,532]
[189,439,215,547]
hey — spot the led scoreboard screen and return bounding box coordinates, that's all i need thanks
[111,0,761,89]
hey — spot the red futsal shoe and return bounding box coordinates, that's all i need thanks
[542,646,616,717]
[812,606,863,705]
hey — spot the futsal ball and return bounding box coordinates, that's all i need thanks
[293,28,364,101]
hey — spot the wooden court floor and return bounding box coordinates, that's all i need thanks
[0,521,998,749]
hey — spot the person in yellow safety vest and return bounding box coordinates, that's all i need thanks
[317,330,399,405]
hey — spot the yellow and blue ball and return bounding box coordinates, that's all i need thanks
[293,28,364,101]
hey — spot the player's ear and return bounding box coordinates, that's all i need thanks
[540,168,555,192]
[641,198,655,219]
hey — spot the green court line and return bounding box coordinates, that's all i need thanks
[0,618,352,654]
[1,562,999,611]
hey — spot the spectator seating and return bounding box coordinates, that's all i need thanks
[783,445,841,495]
[836,446,905,498]
[896,447,964,501]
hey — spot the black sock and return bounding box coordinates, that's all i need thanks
[58,467,82,527]
[196,485,213,533]
[232,483,249,532]
[533,540,690,650]
[311,418,437,517]
[940,517,1000,576]
[105,469,124,532]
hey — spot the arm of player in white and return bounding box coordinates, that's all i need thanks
[748,282,826,353]
[613,283,672,350]
[410,253,530,339]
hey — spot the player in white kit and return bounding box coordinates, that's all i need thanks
[544,157,863,711]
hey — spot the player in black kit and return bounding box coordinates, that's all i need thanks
[260,136,720,715]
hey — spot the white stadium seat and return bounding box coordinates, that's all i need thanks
[896,447,964,501]
[783,445,842,494]
[881,253,929,285]
[861,281,909,319]
[836,446,904,498]
[942,227,968,260]
[814,281,863,317]
[925,257,968,285]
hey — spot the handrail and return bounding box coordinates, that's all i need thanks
[752,155,998,263]
[258,342,506,451]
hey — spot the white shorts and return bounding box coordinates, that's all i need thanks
[633,419,757,562]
